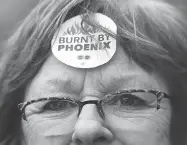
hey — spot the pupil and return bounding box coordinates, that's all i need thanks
[49,101,68,111]
[120,95,135,106]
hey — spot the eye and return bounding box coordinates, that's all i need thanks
[105,93,148,110]
[119,94,145,107]
[42,100,75,112]
[102,92,160,117]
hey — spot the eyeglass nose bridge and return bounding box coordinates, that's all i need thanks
[77,100,105,119]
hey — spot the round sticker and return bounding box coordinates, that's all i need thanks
[51,13,117,68]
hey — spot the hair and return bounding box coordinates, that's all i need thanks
[0,0,187,145]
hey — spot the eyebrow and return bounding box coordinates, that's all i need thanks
[46,78,75,93]
[44,75,158,96]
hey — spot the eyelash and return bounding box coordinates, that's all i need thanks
[107,94,146,106]
[41,98,77,112]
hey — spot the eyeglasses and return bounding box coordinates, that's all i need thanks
[18,89,170,134]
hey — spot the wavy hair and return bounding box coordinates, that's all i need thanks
[0,0,187,145]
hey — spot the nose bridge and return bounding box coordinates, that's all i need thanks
[72,104,113,144]
[78,103,103,121]
[78,100,105,119]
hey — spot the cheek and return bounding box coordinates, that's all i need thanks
[21,118,73,145]
[107,108,171,145]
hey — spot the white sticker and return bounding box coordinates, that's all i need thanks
[51,13,117,68]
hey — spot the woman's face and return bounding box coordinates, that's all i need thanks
[21,44,171,145]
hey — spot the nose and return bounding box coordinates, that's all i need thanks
[72,104,113,145]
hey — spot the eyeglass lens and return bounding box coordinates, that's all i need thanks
[21,91,162,135]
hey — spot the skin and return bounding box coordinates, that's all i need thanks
[21,43,171,145]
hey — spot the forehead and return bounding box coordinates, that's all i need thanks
[25,44,168,101]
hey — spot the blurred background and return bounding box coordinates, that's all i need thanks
[0,0,187,46]
[0,0,38,43]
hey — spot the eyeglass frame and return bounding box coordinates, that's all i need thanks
[18,89,170,121]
